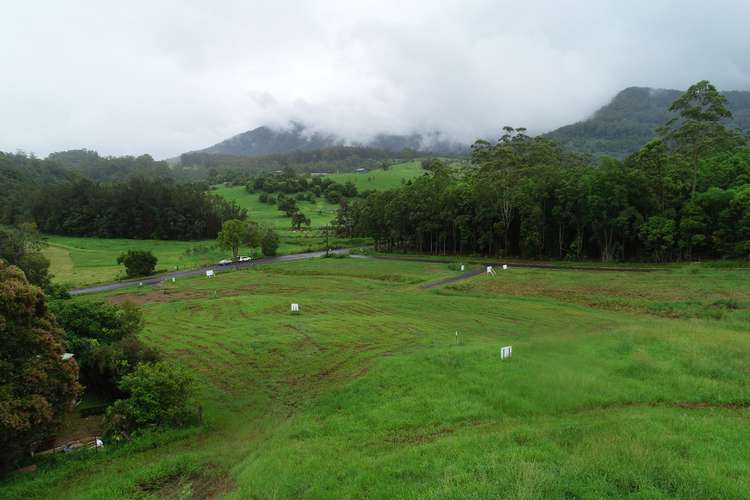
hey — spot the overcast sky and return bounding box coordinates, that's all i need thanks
[2,0,750,159]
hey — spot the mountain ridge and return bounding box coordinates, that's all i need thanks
[543,86,750,157]
[182,122,467,161]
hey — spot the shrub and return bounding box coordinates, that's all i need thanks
[117,250,157,277]
[261,228,280,256]
[105,362,197,440]
[50,300,159,397]
[0,262,81,468]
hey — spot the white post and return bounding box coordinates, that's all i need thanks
[460,264,465,271]
[500,345,513,360]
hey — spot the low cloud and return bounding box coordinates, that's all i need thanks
[2,0,750,158]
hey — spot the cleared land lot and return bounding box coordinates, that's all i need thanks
[4,257,749,498]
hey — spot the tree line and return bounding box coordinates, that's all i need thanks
[24,176,245,240]
[338,81,750,262]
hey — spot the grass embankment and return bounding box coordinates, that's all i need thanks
[4,258,750,498]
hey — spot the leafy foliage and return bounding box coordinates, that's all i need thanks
[217,219,261,258]
[260,227,280,256]
[30,177,246,240]
[117,250,158,277]
[49,300,159,397]
[0,262,81,468]
[105,361,197,440]
[0,223,52,289]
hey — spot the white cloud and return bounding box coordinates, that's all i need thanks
[1,0,749,158]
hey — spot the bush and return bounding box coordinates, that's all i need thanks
[50,300,159,397]
[105,362,197,440]
[261,228,280,256]
[117,250,157,277]
[0,262,81,468]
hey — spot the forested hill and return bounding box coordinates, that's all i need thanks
[544,87,750,157]
[184,122,467,159]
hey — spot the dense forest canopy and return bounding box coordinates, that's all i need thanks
[338,82,750,262]
[0,154,245,239]
[29,177,246,240]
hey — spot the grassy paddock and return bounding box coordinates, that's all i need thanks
[212,161,423,226]
[325,161,424,191]
[4,258,750,498]
[43,233,368,288]
[44,236,224,287]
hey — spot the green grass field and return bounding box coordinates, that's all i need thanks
[43,236,225,287]
[5,257,750,498]
[326,161,424,191]
[43,163,420,288]
[211,160,424,228]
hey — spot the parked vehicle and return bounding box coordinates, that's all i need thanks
[218,259,232,265]
[238,256,252,262]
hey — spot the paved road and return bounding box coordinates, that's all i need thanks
[70,248,349,296]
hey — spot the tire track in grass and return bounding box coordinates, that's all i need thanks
[420,269,485,289]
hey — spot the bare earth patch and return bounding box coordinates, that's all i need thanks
[135,464,234,499]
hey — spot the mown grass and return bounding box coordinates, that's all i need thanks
[451,264,750,326]
[44,236,226,288]
[4,258,750,498]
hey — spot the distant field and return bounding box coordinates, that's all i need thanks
[42,163,419,288]
[44,236,224,287]
[212,160,424,227]
[211,185,338,229]
[6,257,750,498]
[44,232,367,288]
[326,160,424,191]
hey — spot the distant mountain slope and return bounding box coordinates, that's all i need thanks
[544,87,750,157]
[187,122,467,159]
[199,122,341,156]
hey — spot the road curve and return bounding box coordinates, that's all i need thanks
[70,248,349,296]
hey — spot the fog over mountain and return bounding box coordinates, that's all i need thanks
[2,1,750,159]
[188,122,467,158]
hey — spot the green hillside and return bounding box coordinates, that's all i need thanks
[544,86,750,157]
[4,258,749,498]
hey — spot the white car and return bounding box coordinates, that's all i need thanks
[238,256,252,262]
[218,259,232,265]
